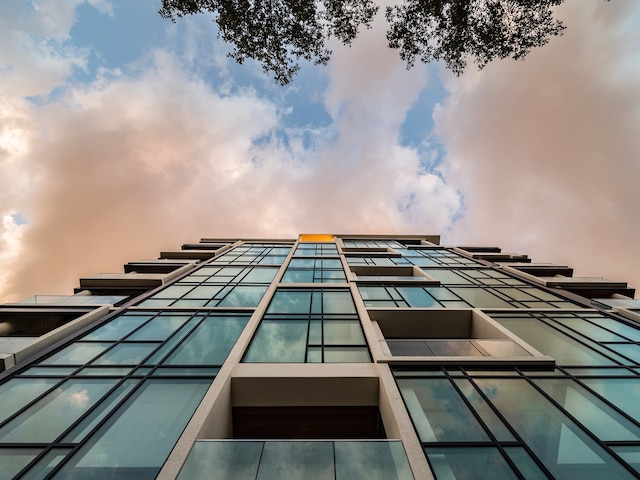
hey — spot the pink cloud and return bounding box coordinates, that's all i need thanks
[439,0,640,292]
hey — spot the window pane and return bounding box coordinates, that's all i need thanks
[0,379,117,443]
[244,320,308,362]
[335,441,413,480]
[426,447,518,480]
[397,378,489,442]
[323,347,370,363]
[217,286,268,307]
[21,448,72,480]
[241,268,278,283]
[281,270,314,283]
[581,378,640,421]
[256,441,334,480]
[323,320,365,345]
[535,378,640,441]
[183,285,224,299]
[55,379,211,479]
[151,285,194,299]
[475,378,635,479]
[83,315,151,341]
[493,317,615,366]
[165,315,249,365]
[359,287,391,301]
[453,379,515,441]
[397,287,438,308]
[92,343,158,365]
[126,315,189,341]
[503,447,548,479]
[0,378,58,424]
[41,342,112,365]
[178,441,262,480]
[0,448,41,479]
[322,291,356,314]
[268,291,312,314]
[451,288,512,308]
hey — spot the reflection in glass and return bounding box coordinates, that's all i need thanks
[83,315,150,341]
[323,320,365,345]
[177,441,414,480]
[267,291,312,314]
[178,441,262,479]
[503,447,548,479]
[218,285,268,307]
[0,379,117,443]
[493,317,615,366]
[244,320,308,362]
[581,378,640,421]
[41,342,112,365]
[91,343,159,365]
[335,441,413,480]
[0,448,41,479]
[0,378,58,423]
[534,378,640,441]
[426,447,518,480]
[323,347,370,363]
[398,378,489,442]
[475,378,634,479]
[21,448,72,480]
[611,446,640,475]
[55,379,211,479]
[164,315,249,365]
[257,441,334,479]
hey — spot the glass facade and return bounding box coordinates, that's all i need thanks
[0,235,637,479]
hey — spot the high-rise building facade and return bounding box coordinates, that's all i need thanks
[1,234,640,479]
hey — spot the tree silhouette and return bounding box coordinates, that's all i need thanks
[160,0,378,85]
[160,0,607,85]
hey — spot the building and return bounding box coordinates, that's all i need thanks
[1,234,640,479]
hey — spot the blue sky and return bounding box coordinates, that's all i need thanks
[1,0,639,301]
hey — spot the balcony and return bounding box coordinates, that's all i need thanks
[178,440,414,480]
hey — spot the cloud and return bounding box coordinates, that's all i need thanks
[0,6,462,302]
[438,0,640,292]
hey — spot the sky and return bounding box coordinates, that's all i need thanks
[0,0,639,302]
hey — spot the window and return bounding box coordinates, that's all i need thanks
[139,266,278,308]
[243,289,369,363]
[281,258,346,283]
[294,243,339,257]
[359,285,578,309]
[396,369,637,479]
[210,244,292,265]
[492,311,640,367]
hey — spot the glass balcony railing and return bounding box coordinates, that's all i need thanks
[382,339,532,357]
[177,440,414,480]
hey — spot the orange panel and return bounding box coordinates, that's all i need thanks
[299,234,334,242]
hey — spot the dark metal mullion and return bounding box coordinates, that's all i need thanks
[463,372,555,480]
[145,313,206,367]
[0,310,168,430]
[540,312,640,364]
[440,285,471,308]
[534,315,629,366]
[320,288,324,363]
[444,371,501,444]
[0,375,71,431]
[570,376,640,430]
[42,373,156,480]
[521,374,640,478]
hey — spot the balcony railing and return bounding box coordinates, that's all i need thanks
[178,440,414,480]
